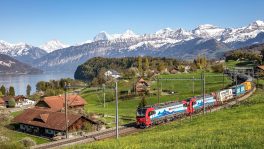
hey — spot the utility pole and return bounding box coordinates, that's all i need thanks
[202,72,205,115]
[64,82,70,139]
[115,81,118,139]
[157,77,160,103]
[103,84,106,108]
[192,76,195,95]
[222,71,225,89]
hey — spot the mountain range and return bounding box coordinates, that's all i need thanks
[1,20,264,72]
[0,54,42,74]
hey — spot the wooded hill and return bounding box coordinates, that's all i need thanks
[74,57,184,82]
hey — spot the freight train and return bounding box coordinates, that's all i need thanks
[136,73,253,128]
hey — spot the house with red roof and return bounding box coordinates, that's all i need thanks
[13,108,99,137]
[34,94,86,112]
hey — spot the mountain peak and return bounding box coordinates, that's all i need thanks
[196,24,218,30]
[121,30,139,38]
[94,31,112,41]
[155,28,174,35]
[40,40,69,53]
[247,20,264,29]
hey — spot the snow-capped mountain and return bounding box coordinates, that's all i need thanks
[33,20,264,72]
[0,54,42,74]
[40,40,69,53]
[0,40,47,64]
[2,20,264,72]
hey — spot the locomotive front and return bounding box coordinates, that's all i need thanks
[136,107,154,127]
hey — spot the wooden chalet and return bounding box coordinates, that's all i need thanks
[14,95,27,102]
[13,108,99,137]
[257,65,264,71]
[0,97,4,106]
[35,94,86,112]
[135,77,150,93]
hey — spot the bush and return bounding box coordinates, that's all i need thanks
[8,98,16,108]
[83,123,93,132]
[211,63,224,73]
[20,137,36,147]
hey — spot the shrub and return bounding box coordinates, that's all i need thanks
[20,137,36,147]
[211,63,224,73]
[83,123,93,132]
[8,98,16,108]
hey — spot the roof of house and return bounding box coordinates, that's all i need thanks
[12,108,96,131]
[14,95,27,101]
[0,98,4,104]
[35,94,86,112]
[137,78,149,86]
[258,65,264,71]
[106,69,120,75]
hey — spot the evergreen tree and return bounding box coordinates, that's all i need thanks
[138,56,143,75]
[143,57,149,71]
[26,84,31,96]
[0,85,6,95]
[138,96,147,108]
[9,86,15,96]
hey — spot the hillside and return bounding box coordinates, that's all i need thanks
[72,90,264,148]
[0,54,43,74]
[74,57,182,82]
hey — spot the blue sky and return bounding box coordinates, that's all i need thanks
[0,0,264,46]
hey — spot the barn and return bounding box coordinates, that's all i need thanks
[12,108,99,137]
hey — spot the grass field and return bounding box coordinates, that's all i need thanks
[71,89,264,149]
[81,72,232,125]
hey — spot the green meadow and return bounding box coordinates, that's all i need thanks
[72,89,264,149]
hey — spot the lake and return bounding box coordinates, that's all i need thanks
[0,72,74,95]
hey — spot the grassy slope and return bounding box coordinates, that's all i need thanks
[72,90,264,149]
[81,72,232,125]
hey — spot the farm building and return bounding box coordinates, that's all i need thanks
[2,96,35,108]
[14,95,27,102]
[12,108,100,137]
[34,94,86,112]
[135,77,150,94]
[0,97,4,106]
[257,65,264,72]
[104,69,121,79]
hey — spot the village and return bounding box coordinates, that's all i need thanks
[0,73,154,142]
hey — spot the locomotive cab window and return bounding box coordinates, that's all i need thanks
[137,108,147,117]
[148,111,156,116]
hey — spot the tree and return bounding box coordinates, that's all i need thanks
[194,55,207,69]
[36,81,46,92]
[0,85,6,95]
[261,49,264,62]
[26,84,31,96]
[158,61,165,72]
[8,98,16,108]
[9,86,15,96]
[137,56,143,75]
[138,96,147,108]
[143,57,149,71]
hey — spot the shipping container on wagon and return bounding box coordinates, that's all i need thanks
[217,89,233,103]
[232,84,245,96]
